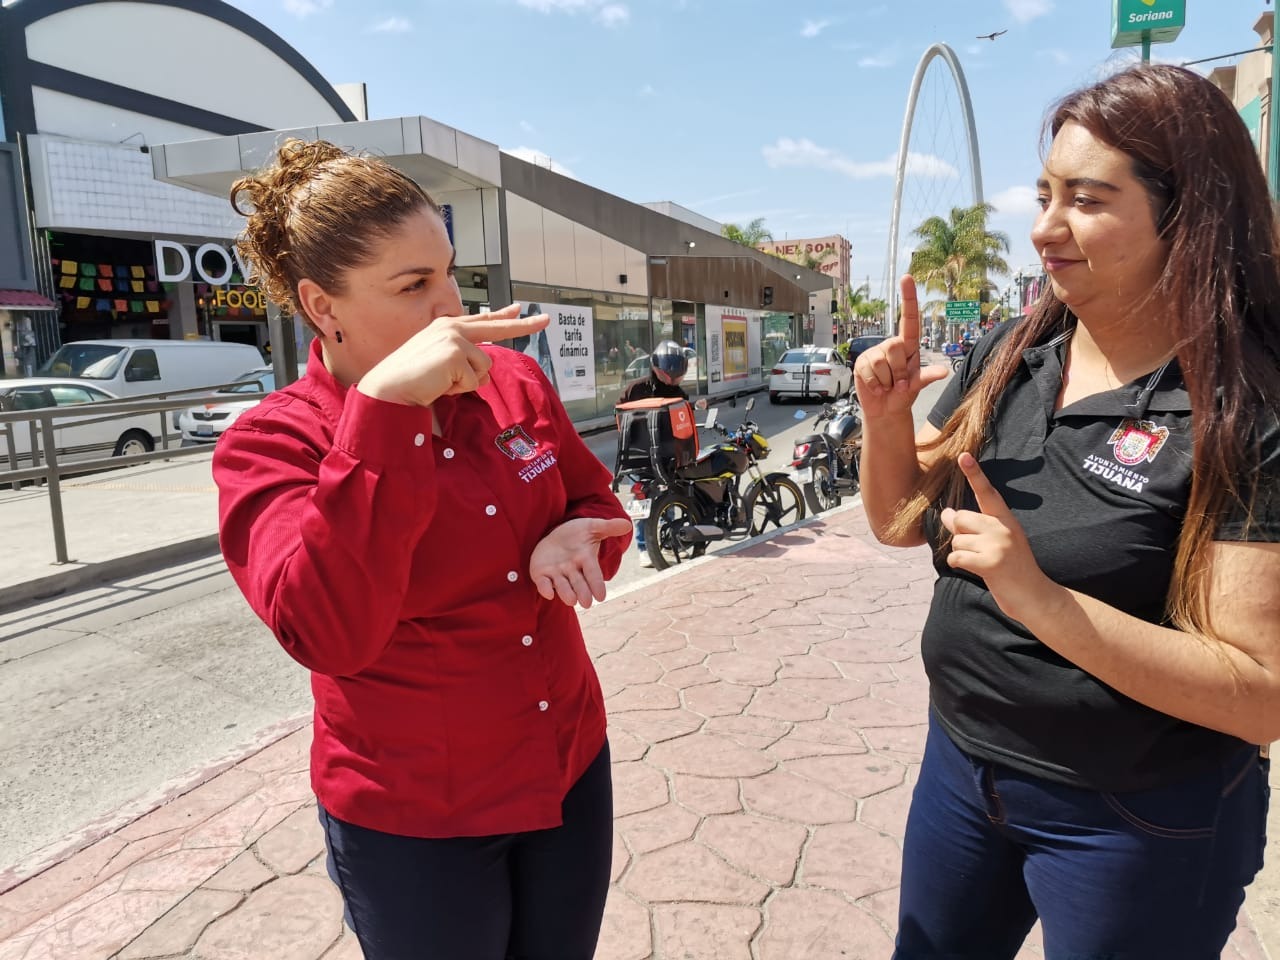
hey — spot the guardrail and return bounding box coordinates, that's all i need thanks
[0,380,262,564]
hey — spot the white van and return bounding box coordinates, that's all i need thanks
[35,339,265,399]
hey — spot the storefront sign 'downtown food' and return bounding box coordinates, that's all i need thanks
[154,240,252,286]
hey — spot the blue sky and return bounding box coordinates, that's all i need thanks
[226,0,1271,299]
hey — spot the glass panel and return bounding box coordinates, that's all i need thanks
[36,344,126,379]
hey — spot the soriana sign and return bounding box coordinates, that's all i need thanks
[1112,0,1185,48]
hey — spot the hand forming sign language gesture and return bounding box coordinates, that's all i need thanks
[853,275,950,421]
[530,516,634,608]
[941,452,1056,622]
[360,304,551,408]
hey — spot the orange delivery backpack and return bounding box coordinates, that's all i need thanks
[611,396,699,488]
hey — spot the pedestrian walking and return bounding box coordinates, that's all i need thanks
[213,139,631,959]
[856,64,1280,958]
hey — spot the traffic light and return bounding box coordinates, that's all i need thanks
[761,285,774,307]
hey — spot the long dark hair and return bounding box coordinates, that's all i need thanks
[890,64,1280,636]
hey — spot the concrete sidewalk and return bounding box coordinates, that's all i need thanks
[0,454,220,610]
[0,504,1274,959]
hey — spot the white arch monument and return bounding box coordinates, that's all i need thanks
[885,43,985,325]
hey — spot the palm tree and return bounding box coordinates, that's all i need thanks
[720,218,773,247]
[908,203,1010,302]
[909,203,1009,343]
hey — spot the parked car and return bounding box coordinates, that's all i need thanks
[177,365,305,445]
[0,378,161,467]
[36,339,265,399]
[768,347,852,404]
[846,335,887,365]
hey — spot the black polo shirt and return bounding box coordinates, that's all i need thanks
[923,321,1280,792]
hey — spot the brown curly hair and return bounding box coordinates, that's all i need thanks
[230,139,440,326]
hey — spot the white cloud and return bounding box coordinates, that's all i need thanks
[283,0,331,17]
[990,185,1042,217]
[762,138,959,180]
[1038,48,1070,65]
[858,49,898,69]
[515,0,630,26]
[502,147,577,179]
[966,44,983,56]
[639,83,656,96]
[801,18,832,38]
[519,120,536,134]
[1004,0,1053,24]
[598,4,629,26]
[368,16,411,32]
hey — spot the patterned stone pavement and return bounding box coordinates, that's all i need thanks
[0,505,1269,959]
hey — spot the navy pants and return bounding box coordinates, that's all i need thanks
[319,741,612,960]
[895,715,1269,959]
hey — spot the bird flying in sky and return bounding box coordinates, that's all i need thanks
[976,29,1008,40]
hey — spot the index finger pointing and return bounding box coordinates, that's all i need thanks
[899,274,920,346]
[957,452,1011,518]
[460,312,551,344]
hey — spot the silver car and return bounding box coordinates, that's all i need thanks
[177,365,305,445]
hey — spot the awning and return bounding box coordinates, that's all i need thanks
[0,289,57,311]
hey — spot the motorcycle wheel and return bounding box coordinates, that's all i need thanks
[645,491,708,571]
[745,476,806,535]
[803,462,839,515]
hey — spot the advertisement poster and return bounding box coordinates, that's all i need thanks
[747,314,763,381]
[722,314,748,382]
[704,308,724,394]
[517,301,596,402]
[705,306,765,393]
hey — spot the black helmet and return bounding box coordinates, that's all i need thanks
[650,340,688,383]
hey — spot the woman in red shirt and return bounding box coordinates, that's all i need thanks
[214,139,632,959]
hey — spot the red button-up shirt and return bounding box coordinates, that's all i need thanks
[214,339,629,838]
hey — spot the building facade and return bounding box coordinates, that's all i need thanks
[0,0,363,372]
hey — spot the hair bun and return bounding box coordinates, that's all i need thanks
[229,138,434,323]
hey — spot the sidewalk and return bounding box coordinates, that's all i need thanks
[0,454,220,609]
[0,503,1274,959]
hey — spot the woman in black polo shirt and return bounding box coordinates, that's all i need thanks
[857,65,1280,957]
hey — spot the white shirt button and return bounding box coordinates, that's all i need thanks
[507,571,519,583]
[538,700,549,712]
[413,433,425,447]
[443,448,456,460]
[485,505,497,516]
[522,635,533,647]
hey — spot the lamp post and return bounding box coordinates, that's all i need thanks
[1271,28,1280,201]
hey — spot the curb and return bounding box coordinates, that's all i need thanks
[0,534,222,614]
[0,712,310,895]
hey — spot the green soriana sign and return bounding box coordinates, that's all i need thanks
[1112,0,1186,48]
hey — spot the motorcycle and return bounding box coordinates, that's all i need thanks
[789,395,863,514]
[623,398,806,571]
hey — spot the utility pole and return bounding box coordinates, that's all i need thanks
[1271,27,1280,201]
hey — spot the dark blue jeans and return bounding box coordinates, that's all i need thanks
[895,715,1269,959]
[319,741,612,960]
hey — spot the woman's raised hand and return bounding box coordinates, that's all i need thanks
[359,304,550,407]
[853,276,949,420]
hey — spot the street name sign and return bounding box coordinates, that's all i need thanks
[945,300,980,322]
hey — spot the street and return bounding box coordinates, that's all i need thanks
[0,371,948,875]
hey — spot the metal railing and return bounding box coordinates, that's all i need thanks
[0,380,262,564]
